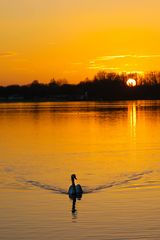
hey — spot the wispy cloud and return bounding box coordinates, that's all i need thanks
[125,71,144,74]
[95,54,160,61]
[136,55,160,58]
[0,52,16,57]
[87,54,160,73]
[96,55,130,61]
[88,65,119,70]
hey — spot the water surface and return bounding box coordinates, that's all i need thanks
[0,101,160,239]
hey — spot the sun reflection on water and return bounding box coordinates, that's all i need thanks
[128,103,137,140]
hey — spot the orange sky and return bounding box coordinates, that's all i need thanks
[0,0,160,85]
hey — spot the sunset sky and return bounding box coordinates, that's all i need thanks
[1,0,160,85]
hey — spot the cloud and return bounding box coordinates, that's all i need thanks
[88,65,119,70]
[137,55,160,58]
[95,54,160,61]
[96,55,130,61]
[0,52,16,57]
[125,71,144,74]
[88,54,160,73]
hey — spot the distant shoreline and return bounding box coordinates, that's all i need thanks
[1,72,160,102]
[0,97,160,103]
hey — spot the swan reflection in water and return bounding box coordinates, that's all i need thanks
[68,174,83,216]
[69,194,82,218]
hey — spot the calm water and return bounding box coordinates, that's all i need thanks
[0,100,160,239]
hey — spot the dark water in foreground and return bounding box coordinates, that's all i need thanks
[0,100,160,239]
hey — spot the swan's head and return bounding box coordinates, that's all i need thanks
[71,174,77,180]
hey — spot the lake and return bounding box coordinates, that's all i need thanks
[0,100,160,239]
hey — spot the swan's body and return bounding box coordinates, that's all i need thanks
[68,174,83,197]
[68,184,83,195]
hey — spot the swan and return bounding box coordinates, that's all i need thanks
[68,174,83,197]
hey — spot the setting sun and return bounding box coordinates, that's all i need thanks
[126,78,137,87]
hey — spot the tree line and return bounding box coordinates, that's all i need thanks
[0,71,160,101]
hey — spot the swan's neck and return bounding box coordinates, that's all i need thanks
[71,177,75,187]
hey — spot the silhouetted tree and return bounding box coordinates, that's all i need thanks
[1,71,160,101]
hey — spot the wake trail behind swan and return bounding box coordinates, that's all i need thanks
[20,170,153,195]
[83,170,153,193]
[23,180,68,194]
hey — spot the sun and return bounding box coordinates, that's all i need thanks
[126,78,137,87]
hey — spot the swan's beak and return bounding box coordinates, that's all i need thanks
[75,176,77,180]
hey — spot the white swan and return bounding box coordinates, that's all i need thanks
[68,174,83,197]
